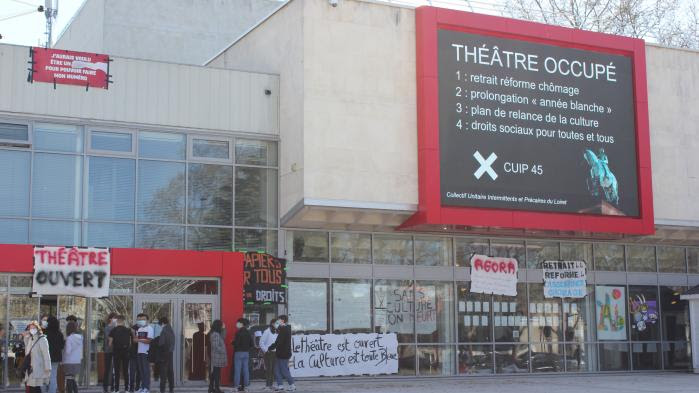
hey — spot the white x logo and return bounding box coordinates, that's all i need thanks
[473,151,498,180]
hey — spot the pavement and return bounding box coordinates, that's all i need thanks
[53,372,699,393]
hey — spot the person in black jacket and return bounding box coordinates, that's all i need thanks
[232,318,254,392]
[270,315,295,392]
[45,316,65,393]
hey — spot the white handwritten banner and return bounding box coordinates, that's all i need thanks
[290,333,398,377]
[543,261,587,298]
[470,254,518,296]
[33,246,111,297]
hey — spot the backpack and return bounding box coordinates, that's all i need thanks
[112,326,131,353]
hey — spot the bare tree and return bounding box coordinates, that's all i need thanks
[500,0,699,49]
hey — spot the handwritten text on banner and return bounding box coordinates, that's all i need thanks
[33,246,111,298]
[543,261,587,298]
[470,254,518,296]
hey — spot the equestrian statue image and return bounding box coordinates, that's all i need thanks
[583,148,619,205]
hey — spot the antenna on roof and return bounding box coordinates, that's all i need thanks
[43,0,58,48]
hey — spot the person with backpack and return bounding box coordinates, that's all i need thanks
[134,313,154,393]
[232,318,254,392]
[269,315,295,392]
[63,321,83,393]
[44,316,65,393]
[108,316,132,393]
[21,320,52,393]
[156,317,175,393]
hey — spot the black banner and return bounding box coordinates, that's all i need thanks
[243,252,286,304]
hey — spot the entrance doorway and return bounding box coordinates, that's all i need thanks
[133,295,218,387]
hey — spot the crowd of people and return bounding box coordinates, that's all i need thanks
[16,313,294,393]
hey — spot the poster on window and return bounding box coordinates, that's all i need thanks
[543,261,587,298]
[595,286,627,340]
[470,254,518,296]
[33,246,111,297]
[290,333,398,377]
[244,252,286,304]
[374,284,437,334]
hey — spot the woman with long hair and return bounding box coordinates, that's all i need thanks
[208,320,227,393]
[44,316,64,393]
[62,322,83,393]
[22,320,51,393]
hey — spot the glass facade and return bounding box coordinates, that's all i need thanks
[0,120,278,254]
[286,230,694,375]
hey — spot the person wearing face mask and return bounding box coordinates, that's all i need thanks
[269,316,295,392]
[156,316,175,393]
[62,321,83,393]
[134,314,154,393]
[44,316,64,393]
[232,318,253,392]
[259,319,278,392]
[207,320,227,393]
[103,312,118,393]
[22,321,52,393]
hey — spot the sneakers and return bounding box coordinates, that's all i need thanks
[286,385,297,392]
[274,386,285,392]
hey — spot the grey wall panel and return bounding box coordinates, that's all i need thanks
[658,273,689,287]
[627,272,659,285]
[287,262,329,278]
[454,267,470,281]
[373,265,413,280]
[688,275,699,287]
[594,271,627,284]
[415,266,454,281]
[329,263,372,279]
[525,269,543,283]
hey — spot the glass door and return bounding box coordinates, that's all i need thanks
[135,297,174,389]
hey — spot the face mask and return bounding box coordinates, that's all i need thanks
[111,319,118,325]
[137,320,147,327]
[29,328,38,336]
[274,322,281,329]
[236,322,243,329]
[41,320,48,329]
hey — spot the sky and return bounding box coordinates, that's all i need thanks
[0,0,86,46]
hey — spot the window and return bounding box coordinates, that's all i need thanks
[455,238,489,267]
[628,286,659,341]
[0,219,28,244]
[139,131,185,160]
[495,344,529,373]
[90,130,133,153]
[526,241,559,269]
[659,286,689,342]
[31,220,80,246]
[235,139,277,166]
[528,283,563,343]
[416,281,454,343]
[332,280,372,333]
[84,223,134,248]
[234,167,277,227]
[563,285,595,343]
[136,225,184,250]
[560,243,592,265]
[288,280,328,334]
[598,342,629,371]
[34,123,82,152]
[415,237,452,266]
[190,137,231,161]
[657,246,686,273]
[290,231,328,262]
[0,150,30,217]
[187,164,232,225]
[491,241,525,264]
[374,280,414,343]
[187,227,231,251]
[626,245,656,272]
[234,228,277,254]
[330,232,370,264]
[373,235,413,265]
[458,344,493,374]
[632,343,661,370]
[417,346,455,375]
[593,243,625,271]
[688,248,699,274]
[87,157,135,221]
[0,122,29,143]
[138,161,185,224]
[457,284,492,343]
[32,153,82,219]
[494,283,528,343]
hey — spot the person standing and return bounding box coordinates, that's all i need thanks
[128,323,141,393]
[45,316,64,393]
[63,322,83,393]
[134,314,153,393]
[156,317,175,393]
[103,312,118,393]
[207,320,227,393]
[108,316,132,393]
[190,322,208,380]
[259,319,278,392]
[232,319,254,392]
[22,321,52,393]
[270,316,295,392]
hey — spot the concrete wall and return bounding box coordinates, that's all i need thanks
[56,0,283,65]
[54,0,105,54]
[208,0,304,218]
[0,43,278,136]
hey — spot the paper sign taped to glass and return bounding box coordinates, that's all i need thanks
[470,254,518,296]
[542,260,587,298]
[33,246,111,297]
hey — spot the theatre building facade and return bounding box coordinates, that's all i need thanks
[0,0,698,387]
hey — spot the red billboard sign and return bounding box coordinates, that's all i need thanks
[30,47,110,89]
[403,7,654,235]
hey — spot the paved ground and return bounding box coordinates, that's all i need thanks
[63,372,699,392]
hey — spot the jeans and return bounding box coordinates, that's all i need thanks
[273,358,294,387]
[112,351,130,392]
[129,356,139,391]
[137,353,151,390]
[47,362,59,393]
[158,352,174,393]
[233,351,250,388]
[103,352,113,392]
[208,367,221,392]
[263,351,276,387]
[65,378,79,393]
